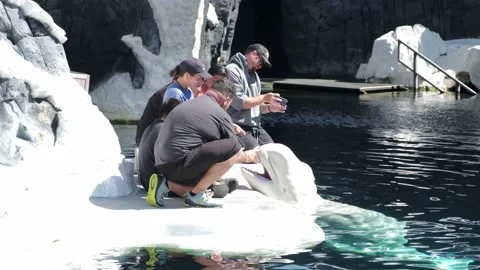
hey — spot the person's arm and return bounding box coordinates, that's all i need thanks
[227,67,281,110]
[259,102,287,114]
[228,68,280,110]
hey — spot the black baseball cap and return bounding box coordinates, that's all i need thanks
[247,44,272,68]
[179,57,212,80]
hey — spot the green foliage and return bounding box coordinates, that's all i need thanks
[110,119,138,125]
[417,85,442,92]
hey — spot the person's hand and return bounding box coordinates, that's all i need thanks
[233,124,246,135]
[263,92,282,104]
[245,147,261,163]
[269,100,287,113]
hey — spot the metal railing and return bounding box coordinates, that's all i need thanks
[397,39,477,95]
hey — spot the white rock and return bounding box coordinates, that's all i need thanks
[355,63,367,80]
[5,0,68,43]
[464,45,480,71]
[443,69,457,89]
[365,29,396,80]
[469,60,480,90]
[0,163,324,269]
[91,0,208,121]
[207,2,219,28]
[364,24,447,88]
[436,39,480,72]
[0,38,133,198]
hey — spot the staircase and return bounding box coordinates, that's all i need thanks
[397,39,477,95]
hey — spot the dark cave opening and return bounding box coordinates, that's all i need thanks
[231,0,289,79]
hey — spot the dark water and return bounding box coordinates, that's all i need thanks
[112,90,480,269]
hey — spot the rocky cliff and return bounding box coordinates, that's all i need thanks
[32,0,240,120]
[281,0,480,78]
[0,0,132,204]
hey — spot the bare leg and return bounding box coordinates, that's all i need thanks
[191,150,240,193]
[167,180,193,197]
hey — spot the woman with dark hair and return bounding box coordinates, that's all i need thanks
[136,57,211,145]
[163,57,211,102]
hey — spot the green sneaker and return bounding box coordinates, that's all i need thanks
[146,174,169,207]
[184,191,223,208]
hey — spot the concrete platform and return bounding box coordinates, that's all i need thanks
[272,79,408,94]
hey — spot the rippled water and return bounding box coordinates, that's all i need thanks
[111,91,480,269]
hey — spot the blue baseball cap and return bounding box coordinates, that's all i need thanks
[179,57,212,80]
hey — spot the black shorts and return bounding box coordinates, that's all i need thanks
[156,138,242,186]
[237,125,274,150]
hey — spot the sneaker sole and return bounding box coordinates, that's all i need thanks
[183,199,223,208]
[183,203,222,208]
[146,174,162,207]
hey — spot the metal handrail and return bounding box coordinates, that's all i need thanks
[397,39,477,95]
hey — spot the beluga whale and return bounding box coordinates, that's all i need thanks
[241,143,472,270]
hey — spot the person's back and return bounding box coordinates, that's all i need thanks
[137,98,181,190]
[137,118,164,190]
[149,79,261,208]
[155,94,235,165]
[135,83,170,145]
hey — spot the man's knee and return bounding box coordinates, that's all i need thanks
[225,148,243,165]
[258,128,274,145]
[237,133,259,150]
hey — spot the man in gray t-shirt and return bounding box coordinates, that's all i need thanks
[225,44,287,150]
[148,79,260,208]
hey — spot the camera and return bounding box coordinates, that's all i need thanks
[278,97,288,106]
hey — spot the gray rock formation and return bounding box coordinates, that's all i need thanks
[201,0,241,66]
[0,0,68,166]
[33,0,240,90]
[281,0,480,78]
[1,0,132,199]
[33,0,160,89]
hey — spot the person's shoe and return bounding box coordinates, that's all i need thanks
[146,174,169,207]
[211,184,229,198]
[184,191,223,208]
[218,178,239,193]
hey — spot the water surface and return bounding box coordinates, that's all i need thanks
[112,90,480,269]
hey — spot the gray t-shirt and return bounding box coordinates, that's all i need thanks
[154,94,237,165]
[225,53,262,127]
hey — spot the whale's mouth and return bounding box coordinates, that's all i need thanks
[240,143,320,204]
[242,165,271,181]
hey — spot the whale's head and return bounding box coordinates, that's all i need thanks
[241,143,322,204]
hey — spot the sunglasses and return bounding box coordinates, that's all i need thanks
[256,51,266,66]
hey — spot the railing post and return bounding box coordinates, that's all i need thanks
[413,52,417,92]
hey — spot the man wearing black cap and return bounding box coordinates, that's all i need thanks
[225,44,287,151]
